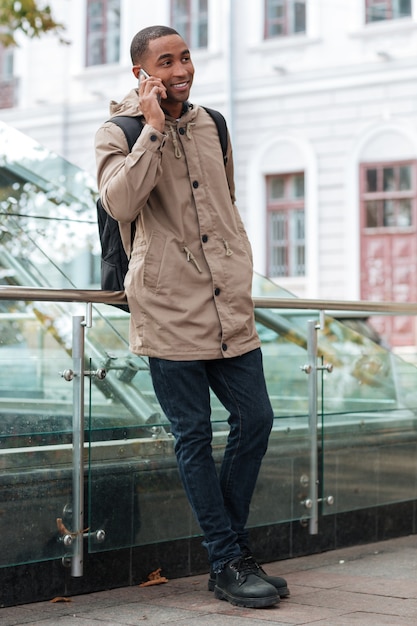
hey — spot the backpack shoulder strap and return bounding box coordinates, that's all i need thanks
[102,115,142,254]
[107,115,144,151]
[109,111,227,162]
[202,107,228,165]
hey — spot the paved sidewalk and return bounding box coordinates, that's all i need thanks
[2,534,417,625]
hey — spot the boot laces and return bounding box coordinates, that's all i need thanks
[243,553,266,575]
[230,556,259,582]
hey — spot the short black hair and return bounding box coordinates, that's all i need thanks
[130,25,181,64]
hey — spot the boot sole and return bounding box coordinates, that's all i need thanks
[214,585,279,608]
[209,577,289,598]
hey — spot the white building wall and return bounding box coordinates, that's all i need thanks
[2,0,417,301]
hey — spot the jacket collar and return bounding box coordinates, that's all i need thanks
[162,101,193,121]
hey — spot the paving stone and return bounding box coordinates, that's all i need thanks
[3,535,417,626]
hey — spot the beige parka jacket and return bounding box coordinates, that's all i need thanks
[95,89,260,360]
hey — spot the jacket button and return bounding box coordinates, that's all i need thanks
[193,180,199,188]
[150,134,157,142]
[222,343,228,351]
[214,287,220,296]
[179,127,185,135]
[202,234,208,243]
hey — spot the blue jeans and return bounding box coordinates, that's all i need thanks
[148,348,274,572]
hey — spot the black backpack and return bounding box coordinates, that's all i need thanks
[97,107,228,312]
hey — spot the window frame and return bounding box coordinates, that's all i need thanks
[171,0,208,49]
[360,160,417,231]
[266,172,306,278]
[85,0,121,67]
[0,45,16,109]
[365,0,412,23]
[264,0,307,39]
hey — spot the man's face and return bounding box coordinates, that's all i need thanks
[141,35,194,114]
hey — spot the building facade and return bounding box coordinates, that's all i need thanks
[2,0,417,346]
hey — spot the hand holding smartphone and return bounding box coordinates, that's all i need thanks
[138,68,161,104]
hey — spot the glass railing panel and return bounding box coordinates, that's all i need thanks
[320,314,417,517]
[0,301,79,567]
[0,454,73,567]
[322,406,417,516]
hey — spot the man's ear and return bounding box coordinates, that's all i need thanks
[132,65,141,79]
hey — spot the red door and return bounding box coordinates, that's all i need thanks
[360,162,417,347]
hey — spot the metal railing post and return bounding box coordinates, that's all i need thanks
[71,315,85,577]
[301,319,334,533]
[306,320,319,535]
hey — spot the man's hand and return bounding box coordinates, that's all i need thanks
[138,74,166,132]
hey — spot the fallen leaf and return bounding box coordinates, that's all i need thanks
[139,567,169,587]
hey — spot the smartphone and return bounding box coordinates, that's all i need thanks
[138,68,150,86]
[139,68,161,103]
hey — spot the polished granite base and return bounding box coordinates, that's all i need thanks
[1,499,416,608]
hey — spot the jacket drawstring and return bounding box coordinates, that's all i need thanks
[183,246,203,273]
[169,123,195,158]
[223,239,234,256]
[186,122,195,139]
[169,126,182,158]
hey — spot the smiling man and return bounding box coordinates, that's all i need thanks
[95,25,288,609]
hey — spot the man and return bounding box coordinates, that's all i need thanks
[95,25,288,609]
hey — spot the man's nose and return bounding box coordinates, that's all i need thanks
[172,63,188,76]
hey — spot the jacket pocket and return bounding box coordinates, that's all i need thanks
[143,230,168,294]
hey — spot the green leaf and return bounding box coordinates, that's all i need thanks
[0,0,65,47]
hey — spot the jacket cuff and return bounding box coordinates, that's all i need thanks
[138,124,167,151]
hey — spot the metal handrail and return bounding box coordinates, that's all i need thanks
[0,286,127,306]
[1,285,417,314]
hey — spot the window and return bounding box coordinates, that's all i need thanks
[266,173,305,277]
[264,0,306,38]
[361,162,415,228]
[365,0,412,23]
[171,0,208,49]
[86,0,120,66]
[0,46,13,81]
[0,45,16,109]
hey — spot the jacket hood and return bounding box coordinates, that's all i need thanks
[109,89,142,117]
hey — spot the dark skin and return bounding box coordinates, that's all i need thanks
[132,34,195,132]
